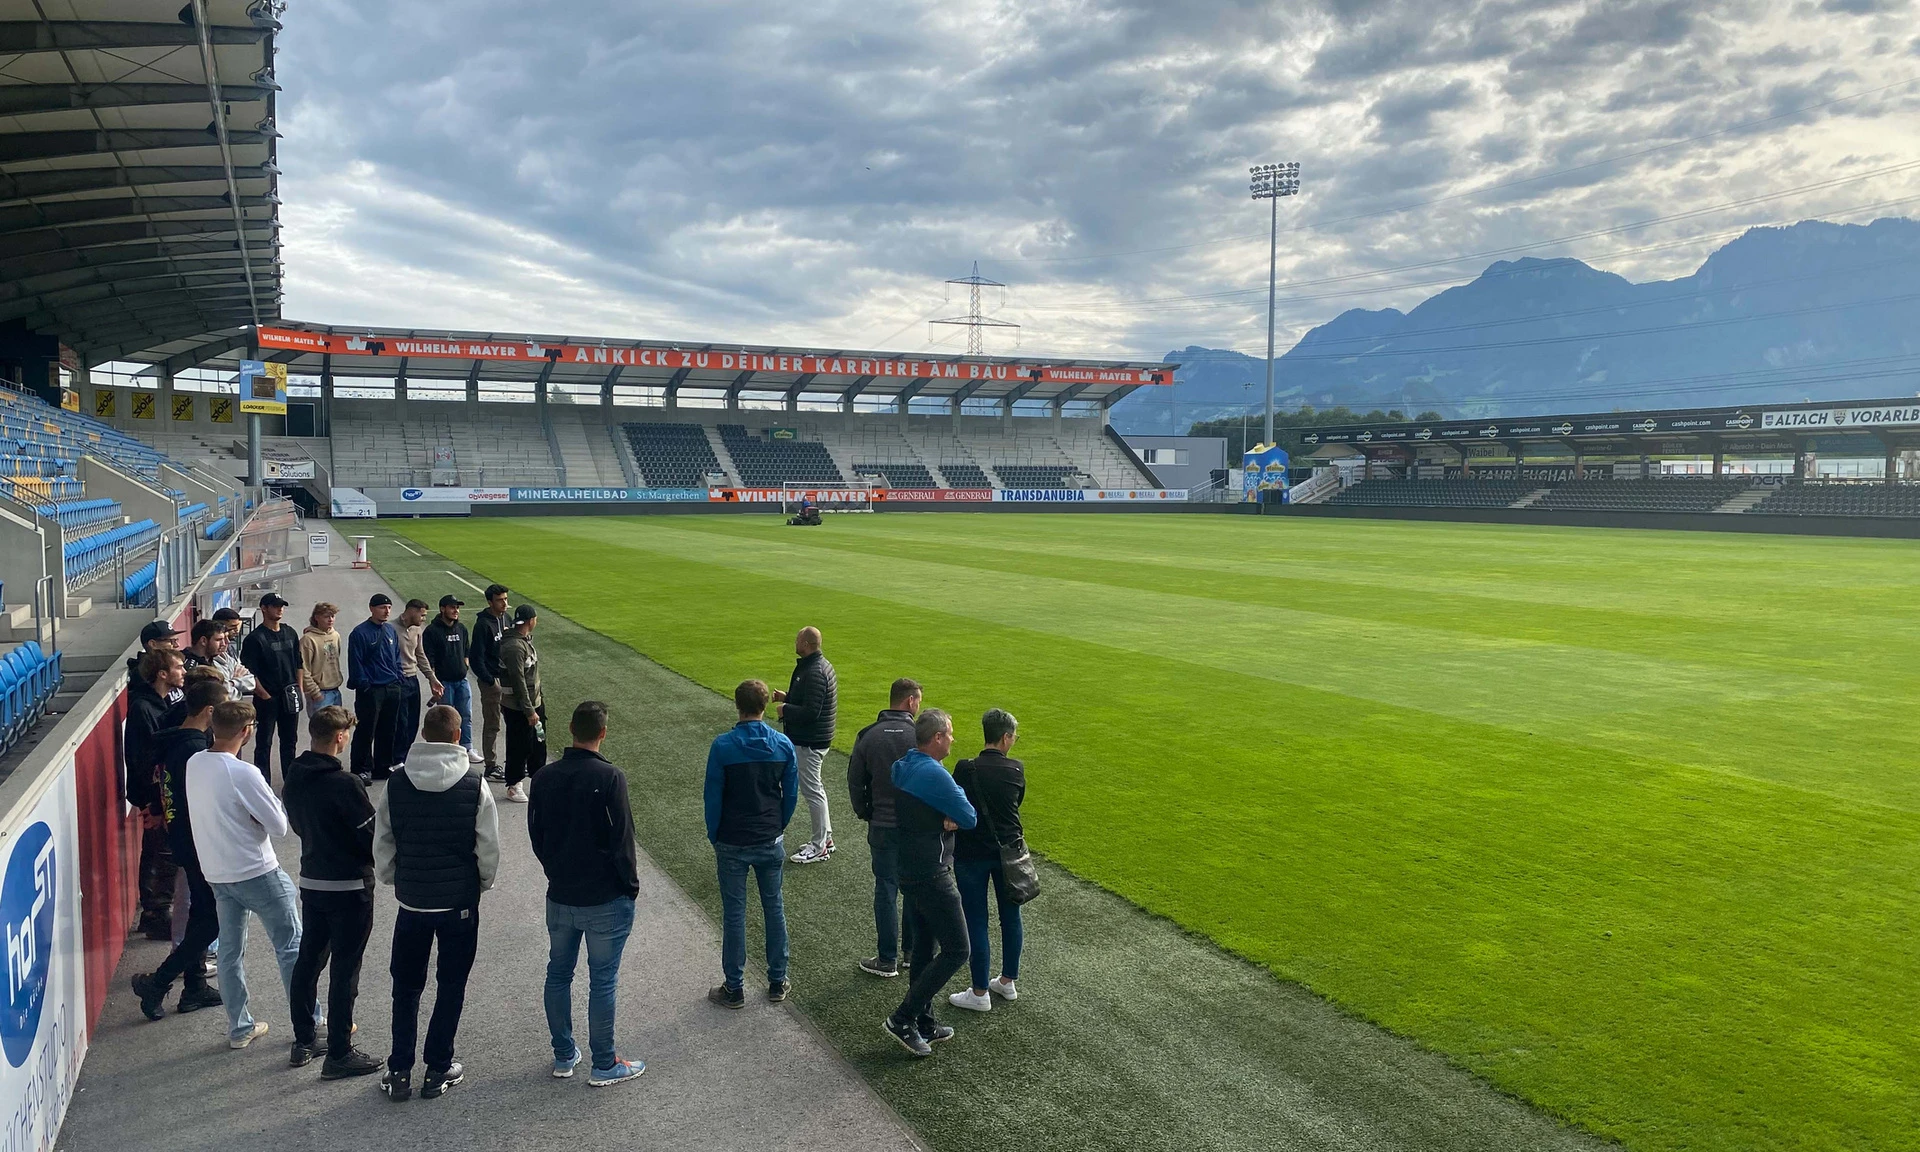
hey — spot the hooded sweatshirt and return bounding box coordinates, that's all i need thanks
[498,629,542,714]
[300,624,343,695]
[156,725,211,864]
[284,750,376,891]
[374,741,500,912]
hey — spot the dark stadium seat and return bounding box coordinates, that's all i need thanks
[718,425,845,487]
[939,463,990,488]
[1326,479,1539,509]
[1746,482,1920,518]
[622,422,723,487]
[992,464,1082,489]
[854,462,937,489]
[1531,478,1752,513]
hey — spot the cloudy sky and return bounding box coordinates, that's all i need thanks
[275,0,1920,361]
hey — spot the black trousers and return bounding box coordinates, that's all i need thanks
[351,682,401,778]
[396,678,422,765]
[503,705,546,787]
[291,887,375,1059]
[253,694,299,785]
[388,905,479,1075]
[892,871,970,1029]
[136,822,175,933]
[147,845,215,993]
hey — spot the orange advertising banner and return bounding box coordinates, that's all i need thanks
[254,327,1169,386]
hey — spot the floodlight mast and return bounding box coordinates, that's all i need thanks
[1249,162,1300,446]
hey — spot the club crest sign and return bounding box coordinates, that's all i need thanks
[1,821,54,1067]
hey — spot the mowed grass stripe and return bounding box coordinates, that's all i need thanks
[362,526,1608,1152]
[388,515,1920,1152]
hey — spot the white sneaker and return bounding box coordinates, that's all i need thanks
[988,977,1018,1001]
[789,841,830,865]
[229,1021,270,1049]
[948,989,991,1013]
[467,748,484,765]
[504,783,529,804]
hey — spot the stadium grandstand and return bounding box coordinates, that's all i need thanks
[1295,399,1920,521]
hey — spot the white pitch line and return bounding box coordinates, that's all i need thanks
[392,540,421,556]
[446,570,486,593]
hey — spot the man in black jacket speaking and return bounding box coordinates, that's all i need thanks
[528,701,645,1087]
[773,626,836,865]
[847,678,920,978]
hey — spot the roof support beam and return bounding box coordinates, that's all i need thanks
[191,0,264,330]
[0,240,275,283]
[0,166,272,206]
[663,366,692,407]
[1,275,262,319]
[1050,383,1089,411]
[82,328,251,367]
[0,220,277,261]
[0,22,268,53]
[1000,380,1040,416]
[841,374,876,415]
[0,128,270,164]
[1,262,256,305]
[0,83,271,117]
[600,364,623,404]
[783,373,814,412]
[949,379,989,414]
[724,370,754,408]
[0,194,277,238]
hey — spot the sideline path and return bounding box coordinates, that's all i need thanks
[57,524,921,1152]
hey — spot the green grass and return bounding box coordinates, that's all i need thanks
[378,513,1920,1152]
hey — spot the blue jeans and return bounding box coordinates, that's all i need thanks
[955,858,1023,991]
[211,868,308,1043]
[714,838,788,990]
[440,678,473,748]
[316,688,343,711]
[544,897,636,1071]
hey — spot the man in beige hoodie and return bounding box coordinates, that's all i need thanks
[301,602,345,710]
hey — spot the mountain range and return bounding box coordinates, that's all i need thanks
[1111,217,1920,434]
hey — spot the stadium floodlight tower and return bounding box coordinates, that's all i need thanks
[1249,162,1301,446]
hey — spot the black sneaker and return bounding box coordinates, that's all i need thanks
[129,972,166,1021]
[420,1061,464,1099]
[357,772,374,786]
[380,1070,411,1102]
[708,984,744,1009]
[858,956,899,978]
[175,984,222,1014]
[919,1019,955,1044]
[289,1039,322,1068]
[882,1016,933,1057]
[139,918,173,942]
[483,766,505,782]
[768,980,791,1003]
[322,1048,385,1080]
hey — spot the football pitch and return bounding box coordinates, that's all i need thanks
[379,512,1920,1152]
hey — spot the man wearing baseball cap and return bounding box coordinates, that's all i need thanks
[423,595,477,764]
[348,594,405,783]
[240,593,303,786]
[497,603,545,803]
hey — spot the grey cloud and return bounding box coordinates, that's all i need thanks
[1821,0,1907,12]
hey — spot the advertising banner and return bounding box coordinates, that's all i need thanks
[506,488,705,502]
[263,459,316,481]
[994,489,1187,502]
[0,771,87,1152]
[330,488,377,519]
[874,489,994,503]
[170,395,194,423]
[237,361,288,416]
[129,393,153,420]
[1762,404,1920,431]
[209,397,232,424]
[398,487,510,504]
[1241,443,1289,502]
[712,488,868,504]
[254,327,1171,386]
[90,392,112,419]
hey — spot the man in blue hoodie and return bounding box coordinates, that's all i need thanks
[703,679,798,1010]
[883,708,977,1057]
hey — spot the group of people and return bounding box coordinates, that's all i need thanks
[120,589,1030,1106]
[704,628,1033,1056]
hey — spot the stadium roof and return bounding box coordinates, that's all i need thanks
[123,321,1178,407]
[0,0,281,362]
[1302,396,1920,454]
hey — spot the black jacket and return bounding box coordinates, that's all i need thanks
[240,621,301,693]
[781,651,837,748]
[124,678,179,808]
[423,617,471,685]
[468,609,510,685]
[284,751,376,889]
[848,710,915,828]
[156,726,210,864]
[385,770,484,910]
[528,748,640,906]
[953,750,1026,862]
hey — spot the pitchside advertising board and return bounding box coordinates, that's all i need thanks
[0,771,84,1150]
[1761,404,1920,431]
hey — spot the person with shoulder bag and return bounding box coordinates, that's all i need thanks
[948,708,1032,1013]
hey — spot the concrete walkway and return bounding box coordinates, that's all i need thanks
[58,524,921,1152]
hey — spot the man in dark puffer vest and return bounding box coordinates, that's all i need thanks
[374,704,500,1102]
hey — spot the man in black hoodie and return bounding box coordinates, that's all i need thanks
[131,674,228,1018]
[467,583,511,781]
[528,701,644,1086]
[284,705,384,1079]
[847,678,920,978]
[127,648,185,939]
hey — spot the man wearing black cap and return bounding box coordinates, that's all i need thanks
[497,603,544,804]
[128,619,184,696]
[241,593,302,786]
[467,584,511,781]
[348,594,405,782]
[423,595,476,764]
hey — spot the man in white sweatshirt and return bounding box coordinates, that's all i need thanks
[186,700,307,1050]
[373,704,500,1102]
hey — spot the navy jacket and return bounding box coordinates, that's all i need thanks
[781,652,837,748]
[890,750,976,883]
[704,720,798,846]
[346,618,403,689]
